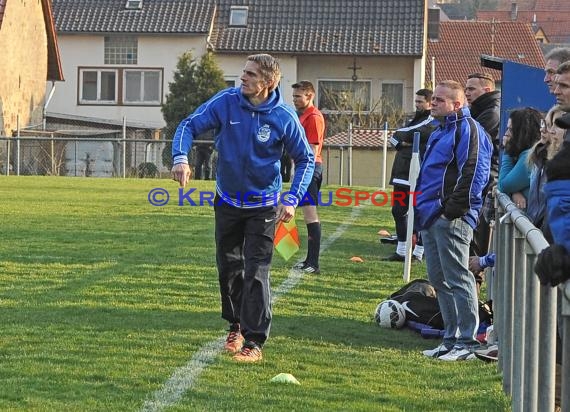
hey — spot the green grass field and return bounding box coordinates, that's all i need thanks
[0,176,510,411]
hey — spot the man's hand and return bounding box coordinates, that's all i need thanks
[468,256,483,275]
[276,204,296,223]
[171,163,192,187]
[511,192,526,209]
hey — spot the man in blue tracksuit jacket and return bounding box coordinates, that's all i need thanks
[415,80,492,361]
[172,54,315,362]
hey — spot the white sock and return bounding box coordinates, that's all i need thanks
[413,245,424,259]
[396,241,406,256]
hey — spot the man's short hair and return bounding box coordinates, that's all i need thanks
[467,72,495,90]
[247,54,282,91]
[438,80,466,105]
[556,61,570,75]
[292,80,316,94]
[416,88,433,101]
[545,47,570,65]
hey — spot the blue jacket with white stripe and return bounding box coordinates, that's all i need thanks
[415,106,492,231]
[172,86,315,207]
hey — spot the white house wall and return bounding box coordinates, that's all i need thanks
[48,36,422,130]
[48,34,208,128]
[212,54,422,111]
[295,55,421,113]
[213,54,298,107]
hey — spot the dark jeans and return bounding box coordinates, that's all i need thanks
[214,199,277,346]
[470,217,491,257]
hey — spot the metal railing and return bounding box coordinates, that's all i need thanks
[1,134,396,186]
[0,136,214,178]
[494,191,570,411]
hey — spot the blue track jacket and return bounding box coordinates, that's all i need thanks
[543,180,570,254]
[172,86,315,208]
[415,106,492,231]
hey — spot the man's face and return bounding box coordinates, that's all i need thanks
[240,61,270,100]
[553,71,570,111]
[292,88,312,112]
[464,78,487,105]
[544,58,561,93]
[414,95,431,112]
[431,86,458,118]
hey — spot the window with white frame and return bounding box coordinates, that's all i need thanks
[79,68,162,105]
[104,36,138,65]
[124,70,161,104]
[317,80,371,113]
[224,78,238,88]
[229,6,248,26]
[381,82,404,115]
[125,0,142,10]
[80,69,118,104]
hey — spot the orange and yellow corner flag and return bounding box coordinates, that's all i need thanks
[274,219,300,261]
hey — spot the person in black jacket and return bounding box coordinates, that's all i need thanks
[194,129,215,180]
[464,73,501,294]
[383,89,435,262]
[465,72,501,194]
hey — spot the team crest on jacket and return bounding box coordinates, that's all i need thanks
[257,124,271,142]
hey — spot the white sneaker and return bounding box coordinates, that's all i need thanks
[438,347,476,361]
[293,261,320,274]
[422,343,452,358]
[292,261,306,270]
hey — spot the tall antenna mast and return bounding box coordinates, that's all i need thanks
[491,18,496,57]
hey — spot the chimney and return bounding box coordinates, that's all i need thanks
[427,7,440,41]
[511,2,518,21]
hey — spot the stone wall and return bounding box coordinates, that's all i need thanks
[0,0,48,135]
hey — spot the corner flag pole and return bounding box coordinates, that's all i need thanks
[403,132,421,283]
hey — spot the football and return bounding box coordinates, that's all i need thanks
[375,299,406,329]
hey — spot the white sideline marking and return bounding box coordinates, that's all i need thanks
[141,206,363,411]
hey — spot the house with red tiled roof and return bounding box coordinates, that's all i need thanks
[426,20,545,86]
[46,0,430,183]
[0,0,63,137]
[49,0,429,133]
[477,0,570,44]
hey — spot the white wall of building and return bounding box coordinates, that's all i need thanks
[49,35,422,129]
[48,34,208,128]
[296,55,421,113]
[213,54,297,107]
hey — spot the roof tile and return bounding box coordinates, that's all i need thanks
[327,129,390,148]
[426,21,545,85]
[478,1,570,43]
[53,0,215,33]
[211,0,425,56]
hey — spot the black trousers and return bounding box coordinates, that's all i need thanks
[391,184,422,245]
[214,199,277,346]
[194,147,212,180]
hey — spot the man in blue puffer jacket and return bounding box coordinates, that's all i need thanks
[416,80,492,362]
[172,54,315,362]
